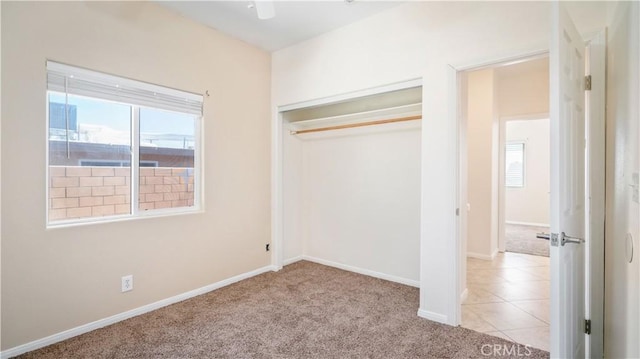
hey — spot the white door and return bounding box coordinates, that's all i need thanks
[550,3,587,358]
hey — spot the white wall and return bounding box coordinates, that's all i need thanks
[284,121,422,284]
[495,58,550,118]
[272,1,607,324]
[1,2,271,350]
[466,69,498,259]
[604,2,640,358]
[505,119,551,226]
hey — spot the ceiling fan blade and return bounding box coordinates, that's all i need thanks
[254,1,275,20]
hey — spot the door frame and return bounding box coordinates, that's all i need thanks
[585,29,606,359]
[452,31,606,357]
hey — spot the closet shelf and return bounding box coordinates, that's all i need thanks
[288,102,422,135]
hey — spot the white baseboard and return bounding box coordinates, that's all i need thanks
[467,251,497,261]
[282,255,304,266]
[417,308,448,324]
[300,255,420,288]
[490,248,499,260]
[460,288,469,304]
[505,221,550,227]
[0,264,277,359]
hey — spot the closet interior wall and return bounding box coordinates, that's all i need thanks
[281,87,423,286]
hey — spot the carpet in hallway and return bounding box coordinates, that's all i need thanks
[505,224,550,257]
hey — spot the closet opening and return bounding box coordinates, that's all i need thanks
[274,81,423,289]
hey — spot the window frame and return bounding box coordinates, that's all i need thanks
[130,104,203,220]
[45,66,203,228]
[504,141,526,189]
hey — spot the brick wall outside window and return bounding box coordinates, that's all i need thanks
[48,166,195,221]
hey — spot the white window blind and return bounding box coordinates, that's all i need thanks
[46,61,203,115]
[505,142,525,188]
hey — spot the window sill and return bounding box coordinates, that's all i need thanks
[46,207,203,230]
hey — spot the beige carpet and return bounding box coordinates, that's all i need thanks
[505,224,550,257]
[18,261,549,358]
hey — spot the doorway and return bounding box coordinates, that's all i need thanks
[459,56,551,351]
[503,117,551,258]
[452,20,605,358]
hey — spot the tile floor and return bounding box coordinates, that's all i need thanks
[462,252,550,351]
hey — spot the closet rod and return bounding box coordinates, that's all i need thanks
[289,115,421,135]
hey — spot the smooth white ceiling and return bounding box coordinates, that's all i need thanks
[157,1,403,52]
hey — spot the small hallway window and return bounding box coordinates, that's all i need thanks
[505,142,525,188]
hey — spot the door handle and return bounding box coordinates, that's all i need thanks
[537,232,559,247]
[560,232,584,246]
[542,232,583,247]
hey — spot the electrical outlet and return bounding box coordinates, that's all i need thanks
[121,275,133,293]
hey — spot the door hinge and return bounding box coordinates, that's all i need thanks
[585,319,591,335]
[456,208,460,216]
[585,75,592,91]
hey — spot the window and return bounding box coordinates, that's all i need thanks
[505,142,525,188]
[47,61,202,226]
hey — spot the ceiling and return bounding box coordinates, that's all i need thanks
[157,1,403,52]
